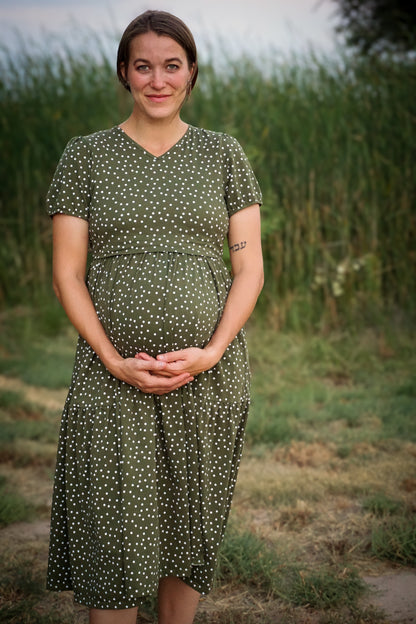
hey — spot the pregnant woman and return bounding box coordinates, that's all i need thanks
[46,10,263,624]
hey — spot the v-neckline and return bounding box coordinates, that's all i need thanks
[116,125,191,159]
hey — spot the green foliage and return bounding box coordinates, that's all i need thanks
[216,524,287,597]
[333,0,416,55]
[0,389,25,410]
[0,421,56,444]
[371,516,416,565]
[0,476,35,526]
[362,493,404,517]
[247,325,416,448]
[0,33,415,329]
[0,560,70,623]
[245,394,297,446]
[0,386,61,467]
[394,378,416,398]
[217,525,365,608]
[288,567,364,609]
[0,306,75,388]
[186,52,416,329]
[0,340,74,388]
[0,389,44,421]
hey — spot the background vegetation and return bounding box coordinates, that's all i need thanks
[332,0,416,55]
[0,34,415,331]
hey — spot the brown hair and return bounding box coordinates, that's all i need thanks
[117,10,198,94]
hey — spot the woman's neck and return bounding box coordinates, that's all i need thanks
[119,114,188,157]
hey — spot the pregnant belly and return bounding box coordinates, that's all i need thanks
[88,253,229,358]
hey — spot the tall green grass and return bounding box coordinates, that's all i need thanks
[1,33,415,329]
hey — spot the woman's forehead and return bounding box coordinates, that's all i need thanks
[129,31,187,60]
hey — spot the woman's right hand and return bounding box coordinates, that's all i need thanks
[108,354,194,395]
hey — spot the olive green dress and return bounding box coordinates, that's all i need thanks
[46,125,262,609]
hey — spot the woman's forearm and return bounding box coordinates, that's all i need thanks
[156,204,263,376]
[52,215,122,374]
[156,265,263,376]
[205,266,264,363]
[205,205,264,363]
[53,275,123,373]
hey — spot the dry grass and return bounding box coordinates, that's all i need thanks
[234,442,416,567]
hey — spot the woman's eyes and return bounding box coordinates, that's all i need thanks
[134,64,180,72]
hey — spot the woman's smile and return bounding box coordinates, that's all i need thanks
[146,94,172,102]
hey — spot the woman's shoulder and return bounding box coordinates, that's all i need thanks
[69,127,119,149]
[189,125,243,155]
[58,127,122,166]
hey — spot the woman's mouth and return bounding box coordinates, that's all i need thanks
[146,94,171,103]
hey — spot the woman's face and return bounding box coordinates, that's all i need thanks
[122,31,194,122]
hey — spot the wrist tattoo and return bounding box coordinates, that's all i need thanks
[230,241,247,253]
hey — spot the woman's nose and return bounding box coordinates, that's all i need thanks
[150,69,165,89]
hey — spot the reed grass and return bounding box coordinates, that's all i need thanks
[0,33,415,330]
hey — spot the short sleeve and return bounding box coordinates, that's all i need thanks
[223,135,262,217]
[46,136,91,220]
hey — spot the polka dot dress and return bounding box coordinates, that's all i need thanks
[46,125,262,609]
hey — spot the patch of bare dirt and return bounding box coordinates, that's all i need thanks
[363,572,416,623]
[0,374,66,411]
[0,518,50,546]
[274,440,337,467]
[0,464,53,511]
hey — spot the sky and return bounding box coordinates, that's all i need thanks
[0,0,339,58]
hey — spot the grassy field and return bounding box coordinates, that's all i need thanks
[0,319,415,623]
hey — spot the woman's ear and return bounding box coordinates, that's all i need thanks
[120,63,130,90]
[186,63,195,95]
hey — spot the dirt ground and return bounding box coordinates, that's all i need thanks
[362,573,416,623]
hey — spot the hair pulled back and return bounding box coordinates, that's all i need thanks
[117,10,198,93]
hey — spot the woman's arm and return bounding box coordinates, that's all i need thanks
[157,204,263,374]
[52,214,194,393]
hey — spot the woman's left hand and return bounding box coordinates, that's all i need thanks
[156,346,220,377]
